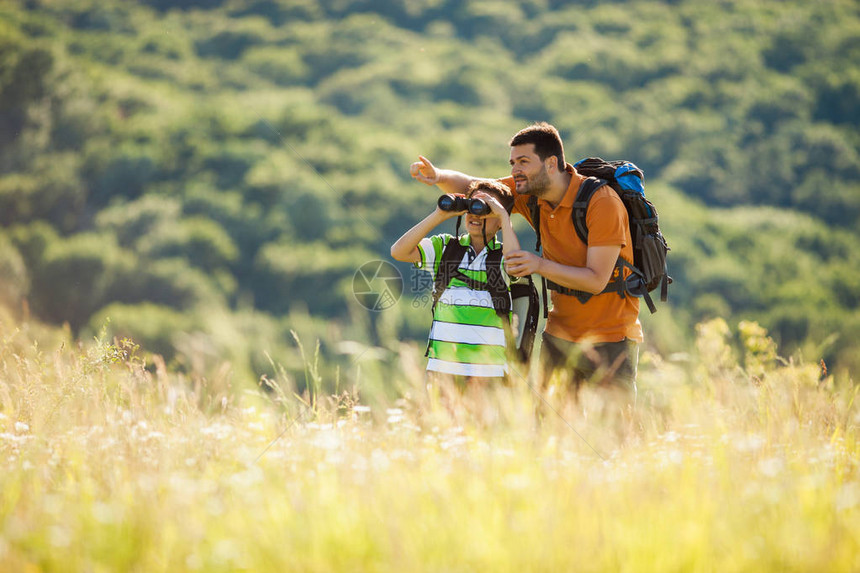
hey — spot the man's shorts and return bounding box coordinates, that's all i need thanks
[539,332,638,392]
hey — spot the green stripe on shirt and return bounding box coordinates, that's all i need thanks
[428,340,507,365]
[433,303,502,327]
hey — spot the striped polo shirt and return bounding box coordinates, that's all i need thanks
[416,233,511,378]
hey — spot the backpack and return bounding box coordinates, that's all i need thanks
[527,157,671,314]
[430,237,539,363]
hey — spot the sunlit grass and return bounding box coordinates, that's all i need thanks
[0,318,857,572]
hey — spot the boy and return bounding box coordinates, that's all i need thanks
[390,179,520,384]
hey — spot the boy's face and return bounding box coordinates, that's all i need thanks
[464,192,503,242]
[464,212,502,242]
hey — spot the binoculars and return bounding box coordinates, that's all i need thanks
[437,194,491,216]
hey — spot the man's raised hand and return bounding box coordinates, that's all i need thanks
[410,155,440,186]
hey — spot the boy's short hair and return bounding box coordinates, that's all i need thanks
[466,179,515,214]
[509,122,566,170]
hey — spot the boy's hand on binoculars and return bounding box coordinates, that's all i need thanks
[410,156,439,185]
[473,193,507,219]
[434,206,466,219]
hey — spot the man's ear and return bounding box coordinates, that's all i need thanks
[545,155,558,173]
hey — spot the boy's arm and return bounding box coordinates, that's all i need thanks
[410,155,476,194]
[476,193,521,256]
[497,212,521,256]
[390,208,458,264]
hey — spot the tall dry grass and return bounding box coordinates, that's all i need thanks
[0,317,857,572]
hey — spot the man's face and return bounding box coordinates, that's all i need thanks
[509,144,551,197]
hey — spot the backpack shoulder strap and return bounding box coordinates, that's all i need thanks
[509,276,539,363]
[443,247,511,318]
[525,195,551,319]
[483,247,511,317]
[431,237,469,312]
[571,176,609,245]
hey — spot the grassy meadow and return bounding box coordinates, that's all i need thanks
[2,1,859,570]
[0,315,857,572]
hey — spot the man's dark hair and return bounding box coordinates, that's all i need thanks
[467,179,515,214]
[508,122,565,170]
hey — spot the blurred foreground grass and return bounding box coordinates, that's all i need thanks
[0,317,857,572]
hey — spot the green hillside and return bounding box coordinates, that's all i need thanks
[0,0,858,384]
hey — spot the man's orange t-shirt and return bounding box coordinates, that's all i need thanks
[500,166,644,344]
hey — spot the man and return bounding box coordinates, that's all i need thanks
[410,122,642,394]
